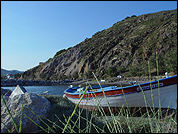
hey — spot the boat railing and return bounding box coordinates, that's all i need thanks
[113,76,165,82]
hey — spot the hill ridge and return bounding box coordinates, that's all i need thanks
[21,9,177,80]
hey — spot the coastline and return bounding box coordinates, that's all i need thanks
[1,76,165,87]
[1,79,74,87]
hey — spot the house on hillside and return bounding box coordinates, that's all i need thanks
[6,74,14,79]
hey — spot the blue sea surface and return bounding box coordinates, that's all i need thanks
[2,85,69,96]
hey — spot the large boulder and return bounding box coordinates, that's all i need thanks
[1,88,12,105]
[1,88,12,96]
[1,92,51,133]
[9,85,27,98]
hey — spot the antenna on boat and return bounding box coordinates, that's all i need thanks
[165,72,169,78]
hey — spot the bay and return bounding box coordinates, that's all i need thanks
[1,85,69,96]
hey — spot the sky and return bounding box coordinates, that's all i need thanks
[1,1,177,71]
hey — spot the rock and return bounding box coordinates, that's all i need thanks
[9,85,27,98]
[1,88,12,110]
[1,92,51,133]
[1,88,12,96]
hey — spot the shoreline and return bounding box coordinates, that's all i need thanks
[1,75,166,87]
[1,79,74,87]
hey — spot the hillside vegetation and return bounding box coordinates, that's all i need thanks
[21,9,177,80]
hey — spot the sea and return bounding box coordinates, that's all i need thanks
[1,85,69,96]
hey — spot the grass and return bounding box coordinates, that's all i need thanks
[1,56,177,133]
[1,87,177,133]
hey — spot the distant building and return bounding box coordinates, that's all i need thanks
[100,80,105,82]
[6,74,14,79]
[117,75,122,78]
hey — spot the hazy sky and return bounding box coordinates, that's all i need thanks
[1,1,177,71]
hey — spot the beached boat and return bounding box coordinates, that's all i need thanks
[64,75,177,110]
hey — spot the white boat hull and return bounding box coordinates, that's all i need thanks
[67,84,177,109]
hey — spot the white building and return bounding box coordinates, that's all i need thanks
[6,74,14,79]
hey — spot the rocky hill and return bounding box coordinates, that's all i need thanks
[21,9,177,80]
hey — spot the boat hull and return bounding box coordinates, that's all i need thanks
[66,84,177,109]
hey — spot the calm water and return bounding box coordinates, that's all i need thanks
[2,85,69,96]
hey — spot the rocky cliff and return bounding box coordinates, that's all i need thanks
[21,9,177,80]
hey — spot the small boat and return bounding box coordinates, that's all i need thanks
[39,90,49,95]
[64,75,177,111]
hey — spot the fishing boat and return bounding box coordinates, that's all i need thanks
[63,75,177,111]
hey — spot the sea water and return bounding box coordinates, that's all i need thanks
[1,85,69,96]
